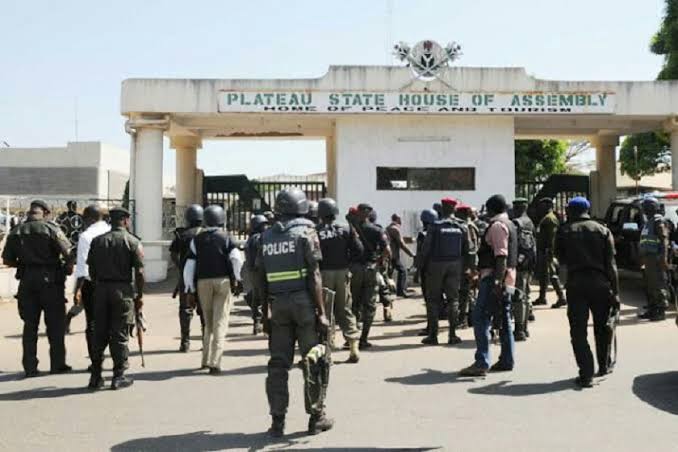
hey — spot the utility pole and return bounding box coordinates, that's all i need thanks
[634,145,639,195]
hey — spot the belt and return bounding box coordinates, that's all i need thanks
[266,269,307,283]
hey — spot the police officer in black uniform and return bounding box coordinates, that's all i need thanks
[244,214,268,335]
[2,200,74,377]
[169,204,204,352]
[256,187,333,437]
[415,208,438,336]
[556,197,619,388]
[351,203,390,349]
[316,197,363,363]
[87,207,144,390]
[420,197,470,345]
[511,198,537,341]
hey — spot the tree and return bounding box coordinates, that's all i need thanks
[620,1,677,177]
[651,0,678,80]
[564,140,593,173]
[619,131,671,181]
[515,139,568,182]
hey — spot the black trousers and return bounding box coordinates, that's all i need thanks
[82,280,98,360]
[566,275,613,380]
[179,291,204,343]
[18,281,67,372]
[91,282,134,377]
[390,259,408,296]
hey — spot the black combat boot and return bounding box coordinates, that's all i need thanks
[111,375,134,390]
[448,327,462,345]
[179,340,190,353]
[268,415,285,438]
[88,373,105,390]
[551,298,568,309]
[359,320,373,349]
[308,413,334,435]
[50,364,72,375]
[649,309,666,321]
[514,327,527,342]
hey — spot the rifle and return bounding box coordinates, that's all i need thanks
[303,288,335,413]
[134,310,148,367]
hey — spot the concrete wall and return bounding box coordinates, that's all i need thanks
[335,116,515,236]
[0,142,129,199]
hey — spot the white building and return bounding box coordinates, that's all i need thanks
[121,47,678,281]
[0,141,129,200]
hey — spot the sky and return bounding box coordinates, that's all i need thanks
[0,0,667,185]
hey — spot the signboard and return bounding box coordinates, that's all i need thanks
[218,91,615,115]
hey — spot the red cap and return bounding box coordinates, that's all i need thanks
[441,197,458,206]
[456,203,472,211]
[348,206,358,214]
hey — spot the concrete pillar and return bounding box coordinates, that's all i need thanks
[325,135,337,199]
[664,117,678,190]
[134,125,167,282]
[171,136,202,223]
[591,135,619,218]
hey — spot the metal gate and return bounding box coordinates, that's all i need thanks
[203,175,326,238]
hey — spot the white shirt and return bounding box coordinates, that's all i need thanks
[75,221,111,280]
[183,230,244,293]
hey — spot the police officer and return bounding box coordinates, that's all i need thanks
[244,214,268,335]
[183,205,243,374]
[455,203,479,329]
[638,197,671,321]
[369,210,395,322]
[420,197,470,346]
[87,207,144,390]
[351,204,390,348]
[316,198,363,363]
[169,204,205,352]
[533,198,567,309]
[511,198,537,341]
[256,187,333,437]
[556,197,619,388]
[307,201,319,225]
[2,200,74,377]
[415,208,438,336]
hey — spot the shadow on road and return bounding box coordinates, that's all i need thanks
[468,379,578,396]
[632,371,678,415]
[131,364,267,382]
[111,430,439,452]
[385,368,474,386]
[0,385,90,401]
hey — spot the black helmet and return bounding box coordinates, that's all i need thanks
[204,205,225,227]
[274,187,309,216]
[184,204,204,225]
[250,214,268,233]
[420,209,438,225]
[368,210,378,223]
[308,201,319,219]
[318,198,339,218]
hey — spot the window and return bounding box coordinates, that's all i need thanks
[376,167,475,191]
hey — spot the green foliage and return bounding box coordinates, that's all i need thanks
[653,0,678,80]
[619,132,670,180]
[622,0,678,176]
[515,139,568,182]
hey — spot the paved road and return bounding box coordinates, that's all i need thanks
[0,272,676,451]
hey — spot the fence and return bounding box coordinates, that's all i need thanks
[203,176,326,238]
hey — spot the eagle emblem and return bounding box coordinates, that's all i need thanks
[394,40,462,80]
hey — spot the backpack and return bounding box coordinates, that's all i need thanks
[512,218,536,269]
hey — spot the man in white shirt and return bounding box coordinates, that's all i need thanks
[71,205,110,363]
[183,205,243,374]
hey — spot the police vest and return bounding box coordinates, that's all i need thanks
[477,217,518,270]
[178,226,201,269]
[262,219,312,294]
[244,233,261,271]
[431,219,465,262]
[317,224,350,270]
[639,214,665,257]
[194,229,235,280]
